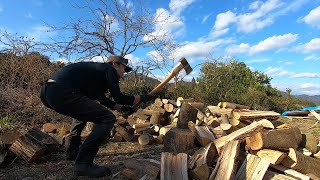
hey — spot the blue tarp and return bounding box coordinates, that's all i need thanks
[282,106,320,116]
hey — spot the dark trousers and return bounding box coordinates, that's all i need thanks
[40,81,115,164]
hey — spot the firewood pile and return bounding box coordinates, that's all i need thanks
[1,97,320,180]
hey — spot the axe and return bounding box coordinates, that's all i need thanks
[126,57,192,115]
[148,57,193,96]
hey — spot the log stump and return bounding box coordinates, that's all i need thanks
[164,128,195,153]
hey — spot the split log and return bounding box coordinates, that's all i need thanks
[209,140,240,180]
[42,123,57,133]
[281,148,320,178]
[235,154,270,180]
[220,114,232,130]
[164,104,174,113]
[123,158,160,180]
[256,149,287,165]
[177,98,194,107]
[162,99,169,104]
[194,126,215,146]
[26,127,60,151]
[213,121,264,153]
[263,170,297,180]
[205,116,220,128]
[189,164,210,180]
[309,110,320,120]
[207,106,233,117]
[160,152,188,180]
[9,131,48,162]
[150,112,161,125]
[154,98,163,107]
[138,133,154,145]
[222,102,250,110]
[246,127,302,151]
[115,126,133,142]
[177,103,198,129]
[209,126,227,139]
[159,124,175,136]
[189,102,206,112]
[132,122,151,130]
[111,132,123,142]
[188,142,217,169]
[58,122,70,138]
[256,119,274,129]
[164,128,195,153]
[232,110,280,122]
[301,133,319,154]
[270,164,311,180]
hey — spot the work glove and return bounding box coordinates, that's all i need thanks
[121,105,136,116]
[140,94,155,103]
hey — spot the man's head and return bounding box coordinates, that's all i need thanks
[107,55,132,78]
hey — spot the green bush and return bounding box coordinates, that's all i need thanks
[0,115,16,128]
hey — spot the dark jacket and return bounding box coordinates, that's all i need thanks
[51,62,134,109]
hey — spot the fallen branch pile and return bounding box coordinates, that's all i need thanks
[1,97,320,180]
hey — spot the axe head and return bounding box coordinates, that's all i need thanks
[179,57,193,75]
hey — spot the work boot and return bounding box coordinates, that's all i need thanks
[65,135,80,161]
[74,163,112,178]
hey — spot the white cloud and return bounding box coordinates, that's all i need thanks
[245,58,271,64]
[302,6,320,29]
[202,13,212,24]
[295,38,320,53]
[249,33,298,54]
[214,11,236,30]
[169,0,196,16]
[291,73,320,78]
[264,67,291,77]
[26,25,57,42]
[25,13,33,19]
[144,8,184,41]
[211,0,310,36]
[300,83,320,89]
[124,54,141,65]
[52,57,70,63]
[226,43,250,54]
[304,54,320,61]
[300,90,320,96]
[173,39,232,62]
[226,33,298,55]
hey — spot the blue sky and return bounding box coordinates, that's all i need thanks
[0,0,320,96]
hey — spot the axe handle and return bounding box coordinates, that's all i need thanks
[148,62,184,96]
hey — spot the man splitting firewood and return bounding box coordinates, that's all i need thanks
[40,55,154,178]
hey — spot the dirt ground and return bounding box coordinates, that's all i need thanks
[0,117,319,180]
[0,141,164,180]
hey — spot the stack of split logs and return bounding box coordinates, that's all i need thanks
[118,98,320,180]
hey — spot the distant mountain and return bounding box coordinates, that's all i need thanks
[293,94,320,105]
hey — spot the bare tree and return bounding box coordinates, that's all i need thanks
[0,30,42,56]
[48,0,175,63]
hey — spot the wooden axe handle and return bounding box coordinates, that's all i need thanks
[148,62,184,96]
